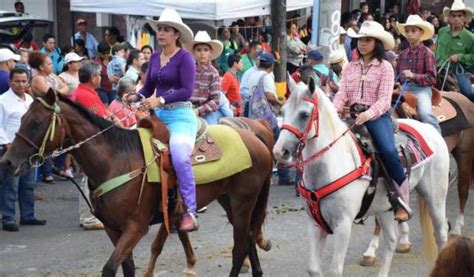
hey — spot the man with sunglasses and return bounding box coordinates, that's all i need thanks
[435,0,473,100]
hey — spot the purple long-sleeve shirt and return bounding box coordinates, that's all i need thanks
[139,49,196,104]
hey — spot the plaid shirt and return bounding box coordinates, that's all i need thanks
[397,44,437,86]
[333,58,395,120]
[189,63,221,116]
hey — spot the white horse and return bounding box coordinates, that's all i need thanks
[273,76,450,277]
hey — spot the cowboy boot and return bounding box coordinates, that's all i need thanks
[393,179,412,222]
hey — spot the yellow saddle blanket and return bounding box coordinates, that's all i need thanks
[137,125,252,184]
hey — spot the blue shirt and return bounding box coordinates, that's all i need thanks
[74,32,99,58]
[312,64,340,84]
[40,47,64,75]
[0,70,9,95]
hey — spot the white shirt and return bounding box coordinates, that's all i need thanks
[247,69,277,98]
[0,88,33,144]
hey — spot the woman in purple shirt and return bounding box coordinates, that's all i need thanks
[140,8,199,232]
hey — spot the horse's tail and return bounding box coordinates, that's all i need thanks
[418,195,438,262]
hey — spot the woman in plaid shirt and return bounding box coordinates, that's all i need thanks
[334,21,412,222]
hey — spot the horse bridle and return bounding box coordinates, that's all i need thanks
[280,94,353,169]
[15,97,65,167]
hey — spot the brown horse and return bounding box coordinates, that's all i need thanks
[1,89,273,277]
[429,234,474,277]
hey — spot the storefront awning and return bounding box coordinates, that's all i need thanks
[70,0,313,20]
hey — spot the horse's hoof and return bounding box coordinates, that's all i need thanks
[181,269,196,277]
[359,256,376,267]
[396,243,412,254]
[240,264,250,273]
[258,239,272,252]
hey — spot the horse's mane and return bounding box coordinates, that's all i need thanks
[429,234,474,277]
[57,94,141,153]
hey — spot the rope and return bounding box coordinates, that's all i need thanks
[390,79,409,114]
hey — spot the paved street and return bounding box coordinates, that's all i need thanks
[0,175,473,276]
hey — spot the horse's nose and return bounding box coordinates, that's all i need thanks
[0,157,12,168]
[273,146,291,162]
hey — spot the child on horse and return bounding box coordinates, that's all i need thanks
[396,15,441,134]
[186,31,225,121]
[333,21,412,222]
[140,8,199,232]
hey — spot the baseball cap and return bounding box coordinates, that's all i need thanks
[0,49,20,62]
[385,50,398,61]
[76,18,87,26]
[64,52,85,64]
[307,49,323,61]
[258,51,275,64]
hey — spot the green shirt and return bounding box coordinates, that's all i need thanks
[240,54,256,74]
[435,26,474,68]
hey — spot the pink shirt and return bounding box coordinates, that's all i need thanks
[333,58,395,120]
[107,99,137,128]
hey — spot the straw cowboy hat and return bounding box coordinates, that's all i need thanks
[347,21,395,50]
[147,8,194,44]
[329,51,345,64]
[397,15,435,42]
[443,0,473,22]
[185,31,224,61]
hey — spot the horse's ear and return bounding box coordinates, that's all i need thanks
[45,88,57,105]
[287,72,298,94]
[308,77,316,96]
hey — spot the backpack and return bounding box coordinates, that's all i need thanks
[249,73,278,129]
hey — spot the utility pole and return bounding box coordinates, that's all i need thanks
[271,0,287,99]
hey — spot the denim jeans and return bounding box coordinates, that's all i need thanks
[1,166,36,225]
[155,104,198,214]
[404,84,441,134]
[272,126,291,182]
[40,159,53,178]
[365,113,405,185]
[454,73,474,101]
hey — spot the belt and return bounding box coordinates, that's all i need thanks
[159,101,192,110]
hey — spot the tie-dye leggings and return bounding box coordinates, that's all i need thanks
[155,105,198,214]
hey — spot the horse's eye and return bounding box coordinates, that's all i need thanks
[299,112,310,120]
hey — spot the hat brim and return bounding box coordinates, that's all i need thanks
[147,18,194,44]
[347,28,395,50]
[443,7,473,22]
[185,40,223,61]
[65,57,85,64]
[397,22,434,41]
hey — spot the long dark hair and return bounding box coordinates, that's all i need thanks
[356,38,387,62]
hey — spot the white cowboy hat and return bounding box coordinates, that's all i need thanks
[185,31,224,61]
[347,21,395,50]
[339,26,347,35]
[147,8,194,44]
[443,0,473,22]
[329,50,345,64]
[396,15,435,42]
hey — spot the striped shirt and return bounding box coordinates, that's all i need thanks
[333,58,395,120]
[189,63,221,116]
[397,44,437,86]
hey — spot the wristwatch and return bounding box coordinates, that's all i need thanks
[158,97,166,106]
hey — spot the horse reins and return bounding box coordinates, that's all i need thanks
[280,95,354,170]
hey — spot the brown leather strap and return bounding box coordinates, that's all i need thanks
[160,149,170,234]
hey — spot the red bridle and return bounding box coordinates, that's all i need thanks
[280,95,352,170]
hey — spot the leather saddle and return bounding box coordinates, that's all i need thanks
[138,114,223,165]
[392,86,457,123]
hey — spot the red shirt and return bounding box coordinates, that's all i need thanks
[221,71,242,116]
[71,83,108,118]
[95,56,113,92]
[107,99,137,127]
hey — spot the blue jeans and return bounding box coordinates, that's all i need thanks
[155,104,198,214]
[272,126,291,182]
[405,84,441,134]
[1,166,36,225]
[98,89,117,105]
[454,73,474,101]
[40,159,52,178]
[365,113,405,185]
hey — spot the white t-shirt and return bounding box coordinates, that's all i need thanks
[247,70,277,98]
[59,71,79,95]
